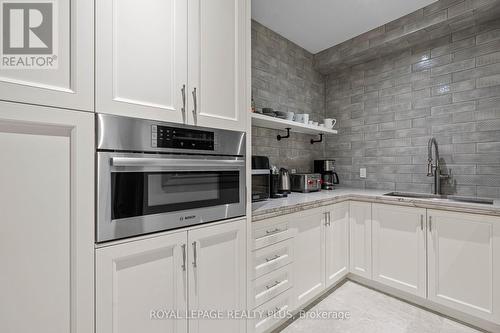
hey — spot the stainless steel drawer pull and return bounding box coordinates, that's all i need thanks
[265,280,281,290]
[420,215,424,231]
[429,216,432,232]
[265,228,282,235]
[265,254,281,262]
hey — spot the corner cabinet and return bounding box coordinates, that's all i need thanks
[0,0,93,111]
[325,202,349,288]
[372,204,427,297]
[427,210,500,324]
[96,219,246,333]
[349,201,372,279]
[96,0,248,131]
[0,101,94,333]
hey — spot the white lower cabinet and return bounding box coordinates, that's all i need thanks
[0,102,94,333]
[325,202,350,288]
[96,232,188,333]
[188,220,246,333]
[372,204,427,297]
[96,219,246,333]
[349,201,372,279]
[427,210,500,324]
[291,208,326,308]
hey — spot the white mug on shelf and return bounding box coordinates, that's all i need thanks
[324,118,337,129]
[295,114,309,124]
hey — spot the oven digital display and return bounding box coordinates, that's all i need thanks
[152,125,215,150]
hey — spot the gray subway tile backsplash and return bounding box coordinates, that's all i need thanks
[252,2,500,198]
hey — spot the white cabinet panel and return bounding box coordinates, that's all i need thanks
[96,232,188,333]
[188,0,247,131]
[427,210,500,324]
[96,0,188,123]
[0,102,94,333]
[325,202,350,288]
[291,208,325,308]
[372,204,426,297]
[349,201,372,279]
[0,0,93,111]
[188,219,246,333]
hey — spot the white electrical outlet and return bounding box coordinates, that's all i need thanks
[360,168,367,178]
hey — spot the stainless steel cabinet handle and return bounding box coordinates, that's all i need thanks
[265,254,281,262]
[429,216,432,232]
[192,241,198,268]
[181,244,186,271]
[265,280,281,290]
[192,87,198,125]
[420,215,424,231]
[266,228,282,235]
[111,157,244,168]
[181,84,186,123]
[328,212,332,225]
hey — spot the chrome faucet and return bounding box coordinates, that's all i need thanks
[427,138,448,195]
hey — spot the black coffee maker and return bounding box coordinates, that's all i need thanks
[314,160,340,190]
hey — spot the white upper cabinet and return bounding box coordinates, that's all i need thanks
[188,219,246,333]
[290,208,326,309]
[188,0,247,131]
[96,232,188,333]
[349,201,372,279]
[0,101,94,333]
[372,204,427,297]
[0,0,93,111]
[427,210,500,324]
[325,202,349,288]
[96,0,188,123]
[96,0,249,130]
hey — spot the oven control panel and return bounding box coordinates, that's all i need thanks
[151,125,215,150]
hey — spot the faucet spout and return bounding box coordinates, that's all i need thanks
[427,138,441,195]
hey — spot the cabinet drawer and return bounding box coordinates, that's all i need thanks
[251,265,292,308]
[252,239,293,279]
[249,289,292,333]
[253,219,292,250]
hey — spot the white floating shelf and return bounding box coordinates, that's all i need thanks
[251,113,338,135]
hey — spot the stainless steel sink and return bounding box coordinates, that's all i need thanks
[383,192,494,205]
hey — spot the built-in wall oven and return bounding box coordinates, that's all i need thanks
[96,114,246,242]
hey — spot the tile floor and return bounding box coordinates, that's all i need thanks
[278,281,483,333]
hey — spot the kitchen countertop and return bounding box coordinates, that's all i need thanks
[251,188,500,222]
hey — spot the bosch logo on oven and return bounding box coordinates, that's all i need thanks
[180,215,196,221]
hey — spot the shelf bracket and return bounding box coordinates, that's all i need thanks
[310,134,323,144]
[277,128,291,141]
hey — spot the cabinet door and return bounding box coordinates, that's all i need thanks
[0,0,93,111]
[325,202,350,288]
[188,0,248,131]
[96,0,188,123]
[96,232,188,333]
[428,210,500,324]
[372,204,426,297]
[188,219,246,333]
[349,201,372,279]
[0,102,94,333]
[291,208,326,308]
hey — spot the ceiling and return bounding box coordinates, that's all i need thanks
[252,0,439,54]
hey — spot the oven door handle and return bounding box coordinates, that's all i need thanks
[110,157,245,168]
